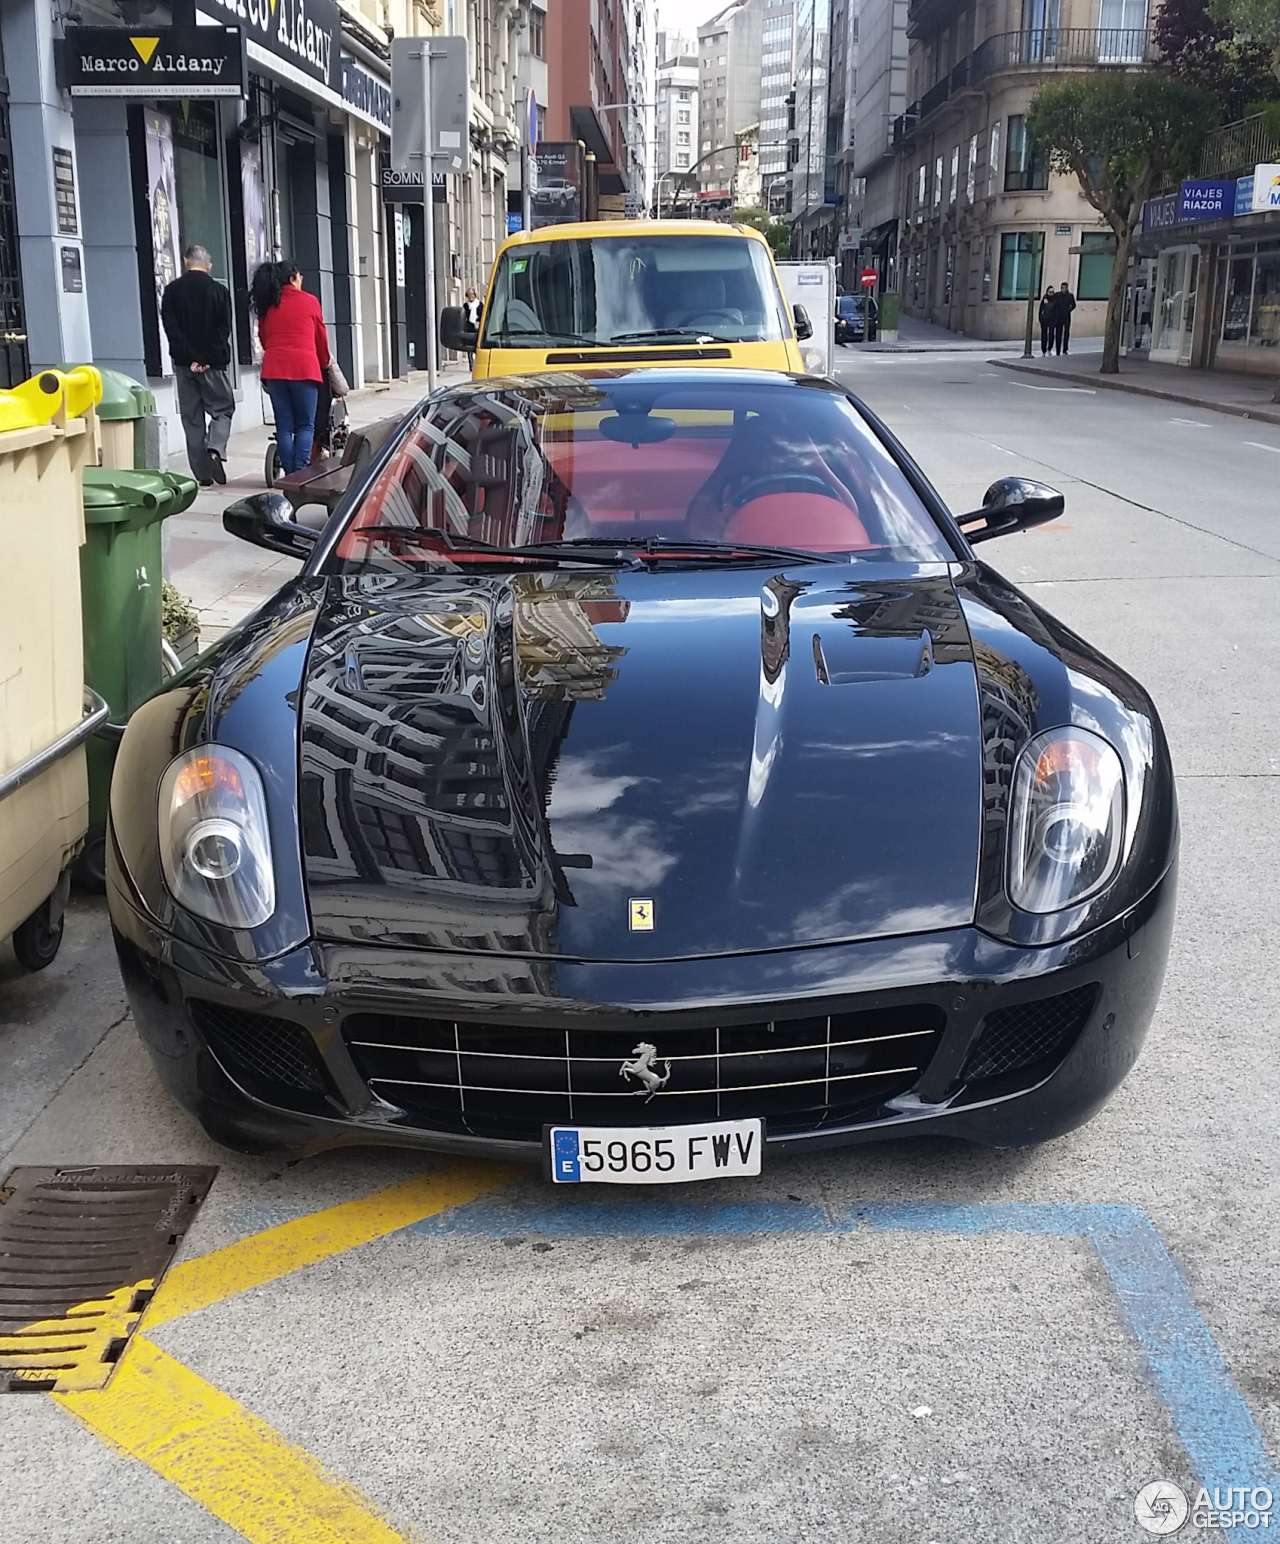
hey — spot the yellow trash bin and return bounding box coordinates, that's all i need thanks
[0,368,105,970]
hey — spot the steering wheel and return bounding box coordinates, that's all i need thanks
[728,473,842,509]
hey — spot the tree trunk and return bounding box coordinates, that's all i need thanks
[1101,221,1133,376]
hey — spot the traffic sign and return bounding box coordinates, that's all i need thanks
[860,267,878,288]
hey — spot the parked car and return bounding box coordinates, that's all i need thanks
[440,222,810,378]
[835,292,877,344]
[107,370,1177,1177]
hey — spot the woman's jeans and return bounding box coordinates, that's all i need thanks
[264,379,319,474]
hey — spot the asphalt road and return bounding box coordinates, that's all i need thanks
[3,352,1279,1543]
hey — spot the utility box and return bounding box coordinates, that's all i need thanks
[879,291,901,343]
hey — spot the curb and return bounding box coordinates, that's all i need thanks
[990,357,1280,428]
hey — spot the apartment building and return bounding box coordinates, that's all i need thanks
[655,33,699,213]
[697,1,764,208]
[853,0,910,287]
[760,1,798,213]
[894,0,1154,337]
[790,0,832,254]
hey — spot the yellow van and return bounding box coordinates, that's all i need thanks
[441,221,810,378]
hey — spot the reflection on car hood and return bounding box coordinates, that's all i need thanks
[298,564,984,960]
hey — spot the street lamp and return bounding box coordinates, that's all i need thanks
[764,176,790,214]
[655,170,681,220]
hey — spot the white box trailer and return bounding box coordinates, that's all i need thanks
[776,258,837,376]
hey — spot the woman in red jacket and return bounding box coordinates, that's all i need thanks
[251,261,331,473]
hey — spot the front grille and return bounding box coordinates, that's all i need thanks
[962,984,1099,1083]
[189,1001,332,1109]
[343,1005,945,1142]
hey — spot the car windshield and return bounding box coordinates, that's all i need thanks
[331,377,954,572]
[837,296,863,316]
[481,236,791,347]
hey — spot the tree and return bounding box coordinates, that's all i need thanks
[734,206,792,260]
[1211,0,1280,79]
[1027,75,1218,374]
[1157,0,1279,121]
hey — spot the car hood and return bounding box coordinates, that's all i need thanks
[298,564,983,961]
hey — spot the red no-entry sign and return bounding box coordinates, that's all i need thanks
[860,267,878,288]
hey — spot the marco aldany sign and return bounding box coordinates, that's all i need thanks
[62,27,247,97]
[202,0,339,90]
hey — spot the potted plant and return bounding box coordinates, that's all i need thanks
[162,581,201,665]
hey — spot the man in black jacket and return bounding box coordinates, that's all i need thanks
[160,245,234,485]
[1051,281,1077,356]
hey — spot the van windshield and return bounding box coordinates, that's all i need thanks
[481,236,791,348]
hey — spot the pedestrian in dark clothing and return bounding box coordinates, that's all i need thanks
[1052,282,1077,355]
[1038,288,1056,356]
[160,244,234,486]
[251,260,330,475]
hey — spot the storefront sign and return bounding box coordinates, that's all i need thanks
[340,55,390,132]
[60,246,83,293]
[62,27,246,97]
[1252,164,1280,213]
[1237,174,1257,217]
[1141,193,1180,234]
[201,0,337,90]
[1177,179,1233,222]
[378,165,445,203]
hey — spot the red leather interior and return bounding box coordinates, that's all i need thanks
[543,436,727,523]
[724,492,872,551]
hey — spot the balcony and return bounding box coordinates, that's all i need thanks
[891,28,1157,144]
[1199,113,1280,179]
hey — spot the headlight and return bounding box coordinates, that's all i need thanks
[159,748,276,929]
[1007,728,1125,914]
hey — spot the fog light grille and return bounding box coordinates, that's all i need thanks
[963,985,1099,1083]
[188,1001,329,1100]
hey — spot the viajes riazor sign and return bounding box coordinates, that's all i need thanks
[62,27,247,98]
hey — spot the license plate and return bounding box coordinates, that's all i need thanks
[547,1119,764,1185]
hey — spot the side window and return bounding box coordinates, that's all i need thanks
[1078,232,1117,300]
[1005,115,1048,192]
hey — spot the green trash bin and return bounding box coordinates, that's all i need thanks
[59,364,159,469]
[77,467,199,886]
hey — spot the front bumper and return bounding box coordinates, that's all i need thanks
[108,864,1176,1160]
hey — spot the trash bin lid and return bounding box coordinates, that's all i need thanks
[60,364,156,420]
[82,467,199,524]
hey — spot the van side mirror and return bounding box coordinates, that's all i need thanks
[440,305,479,355]
[792,303,813,341]
[957,477,1065,544]
[223,492,318,558]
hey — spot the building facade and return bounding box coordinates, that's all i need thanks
[893,0,1156,338]
[547,0,646,210]
[789,0,833,255]
[697,1,763,211]
[853,0,910,288]
[760,1,797,214]
[654,33,698,214]
[827,0,864,281]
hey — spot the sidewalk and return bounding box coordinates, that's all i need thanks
[991,350,1280,427]
[164,364,469,644]
[857,314,1101,354]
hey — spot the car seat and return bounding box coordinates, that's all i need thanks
[724,492,872,552]
[665,273,745,332]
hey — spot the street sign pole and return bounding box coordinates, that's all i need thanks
[420,43,438,392]
[1022,232,1044,360]
[521,90,535,232]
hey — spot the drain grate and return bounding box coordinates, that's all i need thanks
[0,1165,217,1393]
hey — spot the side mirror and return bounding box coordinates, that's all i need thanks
[223,492,319,558]
[792,303,813,341]
[440,305,479,355]
[956,476,1065,544]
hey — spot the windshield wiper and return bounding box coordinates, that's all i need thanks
[344,527,627,566]
[548,537,838,565]
[488,330,605,347]
[608,328,748,344]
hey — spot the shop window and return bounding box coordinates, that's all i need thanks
[998,231,1042,299]
[171,104,228,283]
[1004,116,1047,192]
[1077,231,1116,300]
[1253,247,1280,347]
[1222,254,1254,343]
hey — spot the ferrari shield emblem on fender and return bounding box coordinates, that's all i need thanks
[629,897,654,931]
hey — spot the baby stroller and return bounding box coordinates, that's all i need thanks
[263,378,349,487]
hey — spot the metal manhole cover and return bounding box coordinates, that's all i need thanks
[0,1164,217,1393]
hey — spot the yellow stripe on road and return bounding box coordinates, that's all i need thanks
[58,1338,417,1544]
[147,1161,523,1329]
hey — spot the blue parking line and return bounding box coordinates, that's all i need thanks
[412,1195,1279,1498]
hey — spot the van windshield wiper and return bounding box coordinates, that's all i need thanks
[609,329,747,344]
[487,330,605,347]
